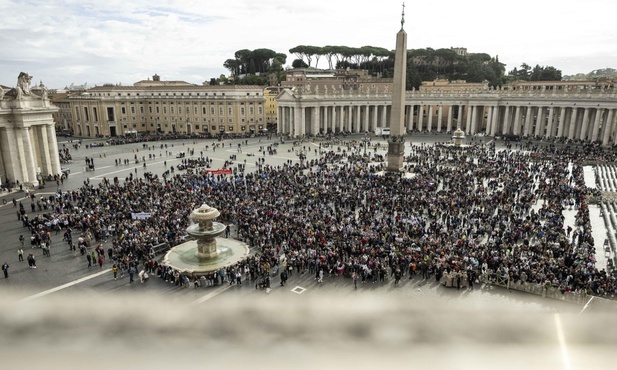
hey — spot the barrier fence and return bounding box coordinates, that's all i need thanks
[481,272,617,309]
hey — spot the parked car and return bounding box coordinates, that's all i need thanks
[61,167,70,175]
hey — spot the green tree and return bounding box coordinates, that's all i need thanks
[292,59,309,68]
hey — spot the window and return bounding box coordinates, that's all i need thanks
[149,106,152,113]
[178,107,182,114]
[171,107,174,114]
[258,106,263,115]
[121,107,126,115]
[228,107,232,115]
[107,107,114,121]
[212,125,216,131]
[130,106,135,114]
[228,125,233,131]
[249,107,254,115]
[202,107,207,114]
[211,107,215,115]
[241,107,245,115]
[219,107,223,115]
[93,107,98,122]
[83,107,89,121]
[194,107,198,114]
[140,106,144,114]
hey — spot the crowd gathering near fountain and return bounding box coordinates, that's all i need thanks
[11,135,617,298]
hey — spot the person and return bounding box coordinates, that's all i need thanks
[27,254,36,268]
[18,247,24,262]
[86,253,92,268]
[2,262,8,278]
[280,270,288,286]
[112,264,118,280]
[352,271,358,289]
[128,266,135,283]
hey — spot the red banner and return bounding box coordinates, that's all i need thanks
[206,169,233,175]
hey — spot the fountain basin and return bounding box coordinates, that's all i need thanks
[162,238,249,277]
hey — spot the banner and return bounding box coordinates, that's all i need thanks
[131,212,151,220]
[206,169,233,175]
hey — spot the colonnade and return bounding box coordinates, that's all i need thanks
[0,123,61,186]
[277,88,617,146]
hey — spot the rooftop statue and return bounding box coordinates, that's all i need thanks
[16,72,33,99]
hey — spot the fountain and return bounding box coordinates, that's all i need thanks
[451,126,466,147]
[162,204,249,276]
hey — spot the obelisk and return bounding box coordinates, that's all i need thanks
[387,4,408,172]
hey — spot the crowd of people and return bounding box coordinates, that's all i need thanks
[11,136,617,299]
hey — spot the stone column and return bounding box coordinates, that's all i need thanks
[346,106,351,132]
[493,106,505,136]
[277,106,282,133]
[407,105,414,132]
[372,105,378,132]
[470,105,478,134]
[46,124,62,175]
[355,106,360,133]
[381,105,387,128]
[579,108,590,141]
[485,106,493,135]
[556,108,567,138]
[36,125,52,175]
[0,128,20,183]
[465,105,473,134]
[15,127,38,185]
[299,106,306,136]
[523,107,533,137]
[513,106,521,135]
[534,107,544,136]
[427,105,434,132]
[364,105,370,132]
[502,106,511,134]
[447,105,453,132]
[546,107,555,138]
[591,108,603,142]
[437,105,443,132]
[417,105,424,131]
[568,108,578,139]
[602,109,615,146]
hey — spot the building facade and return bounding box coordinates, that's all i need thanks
[276,81,617,146]
[264,86,283,131]
[0,73,61,186]
[67,76,266,137]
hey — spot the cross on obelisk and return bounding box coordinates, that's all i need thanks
[386,3,408,172]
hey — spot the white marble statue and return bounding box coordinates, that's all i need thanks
[16,72,33,99]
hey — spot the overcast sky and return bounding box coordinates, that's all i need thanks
[1,0,615,89]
